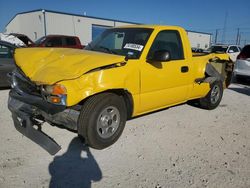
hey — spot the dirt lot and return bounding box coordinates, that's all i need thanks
[0,82,250,188]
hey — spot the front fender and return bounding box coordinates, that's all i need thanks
[59,65,140,107]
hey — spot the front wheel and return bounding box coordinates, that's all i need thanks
[77,93,127,149]
[199,81,223,110]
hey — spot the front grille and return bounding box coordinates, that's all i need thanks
[11,70,41,96]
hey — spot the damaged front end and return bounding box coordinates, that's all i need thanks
[8,70,80,155]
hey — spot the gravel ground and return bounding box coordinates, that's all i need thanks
[0,82,250,188]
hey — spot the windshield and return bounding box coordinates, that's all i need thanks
[209,45,228,53]
[85,28,153,59]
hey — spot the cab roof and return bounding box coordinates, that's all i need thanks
[115,24,184,31]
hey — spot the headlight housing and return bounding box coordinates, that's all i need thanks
[44,84,67,95]
[42,84,67,105]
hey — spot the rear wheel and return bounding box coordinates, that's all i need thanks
[199,81,223,110]
[77,93,127,149]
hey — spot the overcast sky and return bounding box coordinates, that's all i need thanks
[1,0,250,44]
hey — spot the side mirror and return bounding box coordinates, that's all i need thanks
[228,50,234,53]
[148,50,171,62]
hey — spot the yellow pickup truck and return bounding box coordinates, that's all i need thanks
[8,25,233,154]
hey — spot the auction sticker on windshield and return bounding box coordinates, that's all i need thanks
[124,43,144,51]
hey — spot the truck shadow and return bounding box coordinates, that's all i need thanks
[228,87,250,96]
[48,137,102,188]
[231,76,250,86]
[0,87,10,90]
[228,76,250,96]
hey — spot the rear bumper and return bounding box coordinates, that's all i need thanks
[234,60,250,77]
[234,70,250,77]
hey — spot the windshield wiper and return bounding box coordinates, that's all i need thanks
[98,46,117,54]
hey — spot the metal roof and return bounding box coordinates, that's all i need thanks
[186,30,212,36]
[6,9,212,35]
[6,9,141,27]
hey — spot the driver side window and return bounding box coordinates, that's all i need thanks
[148,30,184,60]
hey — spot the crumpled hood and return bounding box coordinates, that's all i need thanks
[14,48,125,84]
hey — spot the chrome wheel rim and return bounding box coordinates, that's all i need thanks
[97,106,120,139]
[211,85,220,104]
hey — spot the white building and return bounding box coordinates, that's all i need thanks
[187,31,212,49]
[5,9,211,49]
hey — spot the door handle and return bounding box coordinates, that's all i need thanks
[181,66,189,73]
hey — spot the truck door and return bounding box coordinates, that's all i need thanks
[140,30,191,113]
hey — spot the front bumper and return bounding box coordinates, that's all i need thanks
[8,94,62,155]
[8,71,79,155]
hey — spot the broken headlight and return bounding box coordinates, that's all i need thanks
[42,84,67,105]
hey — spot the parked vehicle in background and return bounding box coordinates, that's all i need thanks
[209,44,241,62]
[233,45,250,80]
[0,33,26,47]
[0,40,16,87]
[33,35,83,49]
[192,47,204,53]
[10,33,34,46]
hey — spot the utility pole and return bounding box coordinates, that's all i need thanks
[215,29,219,44]
[239,34,241,45]
[42,9,47,36]
[236,28,240,45]
[222,11,228,44]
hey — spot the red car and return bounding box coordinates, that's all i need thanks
[33,35,83,49]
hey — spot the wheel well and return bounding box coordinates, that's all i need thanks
[78,89,134,119]
[110,89,134,119]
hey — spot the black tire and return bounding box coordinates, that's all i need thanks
[199,81,223,110]
[77,93,127,149]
